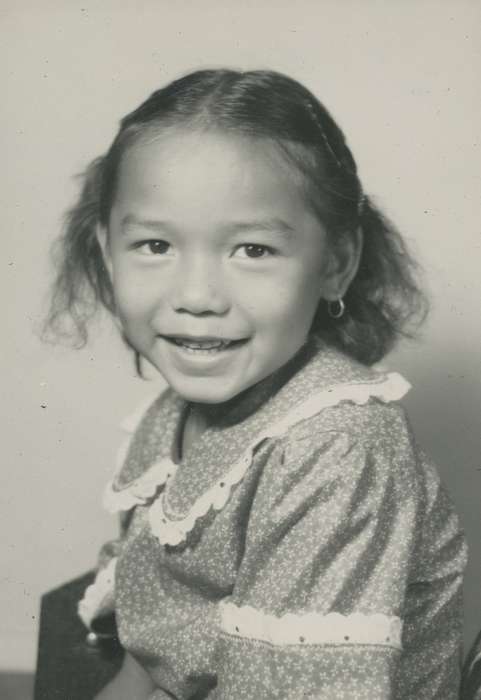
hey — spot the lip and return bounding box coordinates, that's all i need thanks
[159,334,249,373]
[161,334,247,343]
[160,334,249,352]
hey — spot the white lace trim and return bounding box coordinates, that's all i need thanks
[148,372,410,546]
[265,371,410,438]
[78,557,117,628]
[220,602,403,650]
[102,391,172,514]
[103,457,178,514]
[148,449,253,546]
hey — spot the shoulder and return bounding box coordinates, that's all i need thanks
[280,367,416,467]
[102,386,182,513]
[269,380,464,552]
[261,375,429,515]
[247,381,429,563]
[287,397,413,461]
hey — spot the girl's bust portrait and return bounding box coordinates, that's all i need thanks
[2,5,479,700]
[44,68,465,699]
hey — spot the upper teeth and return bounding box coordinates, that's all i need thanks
[174,338,230,350]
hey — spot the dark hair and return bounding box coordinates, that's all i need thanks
[43,68,427,365]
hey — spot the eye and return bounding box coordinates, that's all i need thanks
[234,244,274,259]
[133,239,171,256]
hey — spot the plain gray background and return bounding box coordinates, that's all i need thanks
[1,0,480,671]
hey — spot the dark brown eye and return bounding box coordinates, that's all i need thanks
[236,244,272,259]
[138,240,170,255]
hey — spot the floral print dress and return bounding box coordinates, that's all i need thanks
[79,338,467,699]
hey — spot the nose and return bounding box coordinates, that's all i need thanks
[170,255,230,316]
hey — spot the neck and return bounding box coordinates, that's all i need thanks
[179,338,318,459]
[187,399,232,426]
[180,402,210,460]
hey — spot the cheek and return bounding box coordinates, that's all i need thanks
[110,262,163,320]
[111,282,152,332]
[238,271,322,333]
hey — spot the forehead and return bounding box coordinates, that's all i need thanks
[113,128,312,220]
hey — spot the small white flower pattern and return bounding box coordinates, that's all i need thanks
[82,339,467,699]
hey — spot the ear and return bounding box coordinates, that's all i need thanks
[96,224,113,279]
[321,226,363,300]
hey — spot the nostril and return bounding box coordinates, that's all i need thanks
[170,263,230,316]
[172,287,230,316]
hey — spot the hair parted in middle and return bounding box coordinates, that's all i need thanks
[45,68,427,366]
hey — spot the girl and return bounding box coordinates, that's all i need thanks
[45,69,467,699]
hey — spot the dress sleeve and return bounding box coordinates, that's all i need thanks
[77,516,127,629]
[215,409,462,700]
[77,394,159,630]
[77,415,138,630]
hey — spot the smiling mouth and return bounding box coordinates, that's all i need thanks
[162,336,248,353]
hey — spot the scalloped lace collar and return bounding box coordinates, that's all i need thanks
[103,342,411,546]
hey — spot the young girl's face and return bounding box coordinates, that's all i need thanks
[101,129,349,404]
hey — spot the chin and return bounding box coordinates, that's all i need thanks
[167,376,242,405]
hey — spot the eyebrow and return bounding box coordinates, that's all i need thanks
[121,214,296,239]
[223,218,296,239]
[121,215,173,235]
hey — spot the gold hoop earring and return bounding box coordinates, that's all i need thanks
[327,298,345,319]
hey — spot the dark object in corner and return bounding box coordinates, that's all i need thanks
[34,571,124,700]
